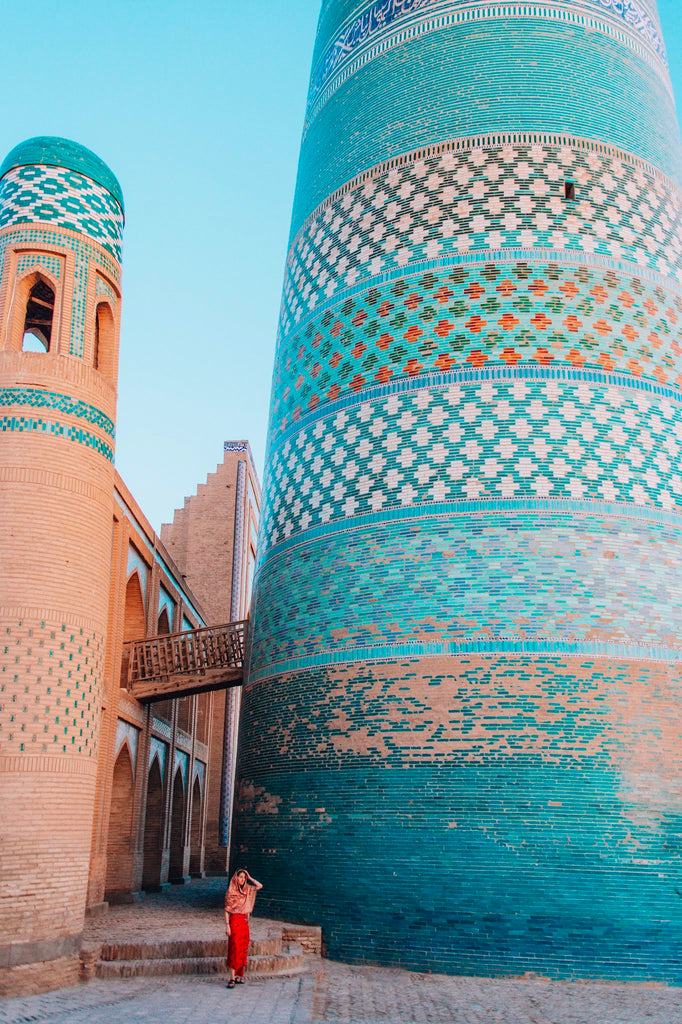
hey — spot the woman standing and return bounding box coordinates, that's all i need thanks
[224,868,263,987]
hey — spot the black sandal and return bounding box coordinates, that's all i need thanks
[227,979,235,988]
[235,976,246,984]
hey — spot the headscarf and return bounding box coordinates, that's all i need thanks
[225,868,258,915]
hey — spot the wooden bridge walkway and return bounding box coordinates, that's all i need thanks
[125,621,246,702]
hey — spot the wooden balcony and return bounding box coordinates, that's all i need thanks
[125,621,247,702]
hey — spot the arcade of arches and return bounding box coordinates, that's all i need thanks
[84,444,260,911]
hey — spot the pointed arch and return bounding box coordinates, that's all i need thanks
[168,766,186,883]
[105,743,135,897]
[4,266,61,352]
[157,606,171,635]
[94,300,116,381]
[142,754,164,890]
[189,772,204,877]
[120,570,147,688]
[22,278,55,351]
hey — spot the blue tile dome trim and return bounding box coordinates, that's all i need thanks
[0,137,124,214]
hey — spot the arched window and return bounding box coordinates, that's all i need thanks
[94,302,115,378]
[22,279,55,352]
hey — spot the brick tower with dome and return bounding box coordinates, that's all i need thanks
[0,137,124,992]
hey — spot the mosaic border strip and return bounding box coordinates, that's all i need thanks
[0,389,115,437]
[274,362,682,449]
[248,636,682,684]
[283,141,682,337]
[0,415,114,461]
[0,165,123,261]
[290,135,676,247]
[258,494,682,570]
[308,1,667,128]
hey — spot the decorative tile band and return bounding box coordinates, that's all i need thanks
[282,142,681,339]
[272,259,682,436]
[308,0,667,126]
[248,637,682,684]
[259,493,682,568]
[250,506,682,673]
[0,414,114,461]
[261,374,682,550]
[0,389,115,437]
[274,361,682,450]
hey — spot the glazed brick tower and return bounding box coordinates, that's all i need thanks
[234,0,682,980]
[0,138,123,993]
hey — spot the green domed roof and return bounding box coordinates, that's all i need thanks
[0,136,124,212]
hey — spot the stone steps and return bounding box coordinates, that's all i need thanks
[86,933,309,980]
[95,945,305,980]
[98,936,284,961]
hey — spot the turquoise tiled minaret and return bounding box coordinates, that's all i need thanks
[235,1,682,980]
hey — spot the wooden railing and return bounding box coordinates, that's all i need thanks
[125,620,247,702]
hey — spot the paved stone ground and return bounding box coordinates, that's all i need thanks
[2,965,682,1024]
[1,880,681,1024]
[81,877,286,945]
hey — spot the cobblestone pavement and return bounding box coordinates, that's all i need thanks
[2,961,682,1024]
[2,881,681,1024]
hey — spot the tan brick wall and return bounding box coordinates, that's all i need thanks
[0,956,81,998]
[161,447,260,872]
[0,208,120,996]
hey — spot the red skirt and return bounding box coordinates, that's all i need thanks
[227,913,250,976]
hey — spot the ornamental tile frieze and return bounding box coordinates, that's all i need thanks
[280,143,681,344]
[260,374,682,550]
[309,0,667,123]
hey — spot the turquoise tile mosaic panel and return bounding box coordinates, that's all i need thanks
[293,15,682,231]
[237,0,682,981]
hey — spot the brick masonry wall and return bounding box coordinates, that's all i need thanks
[234,1,682,981]
[0,141,123,994]
[161,446,260,873]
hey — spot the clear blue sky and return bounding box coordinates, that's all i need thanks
[1,1,680,530]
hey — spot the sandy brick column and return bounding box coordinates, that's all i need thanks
[0,138,124,996]
[235,1,682,982]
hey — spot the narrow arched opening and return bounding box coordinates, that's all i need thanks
[157,607,171,635]
[120,572,146,689]
[154,607,174,723]
[189,774,203,877]
[105,744,135,898]
[142,756,164,891]
[22,279,55,352]
[168,768,186,883]
[94,301,115,380]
